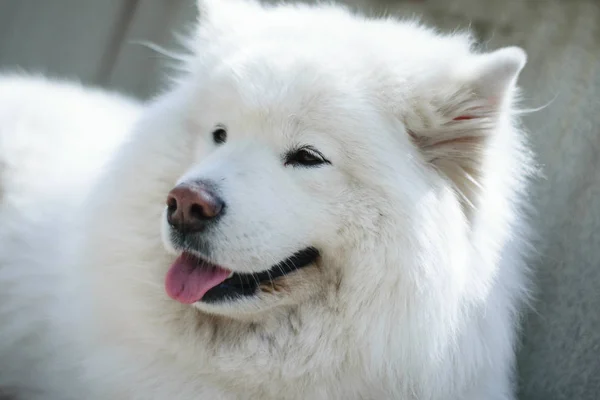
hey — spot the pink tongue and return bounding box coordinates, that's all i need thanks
[165,254,231,304]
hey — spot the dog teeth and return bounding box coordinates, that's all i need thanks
[228,271,234,279]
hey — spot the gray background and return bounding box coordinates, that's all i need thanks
[1,1,599,399]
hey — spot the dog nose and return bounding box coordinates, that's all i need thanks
[166,182,224,233]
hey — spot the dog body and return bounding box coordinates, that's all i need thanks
[0,1,534,399]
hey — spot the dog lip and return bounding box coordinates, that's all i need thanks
[200,247,320,303]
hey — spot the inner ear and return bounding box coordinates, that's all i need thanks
[409,47,527,213]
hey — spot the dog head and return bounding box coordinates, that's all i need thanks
[147,0,527,320]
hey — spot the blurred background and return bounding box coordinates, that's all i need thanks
[1,0,599,399]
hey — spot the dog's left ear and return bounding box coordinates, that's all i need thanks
[410,46,527,209]
[195,0,259,22]
[457,46,527,108]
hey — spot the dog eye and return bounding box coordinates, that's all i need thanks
[284,147,330,167]
[212,127,227,144]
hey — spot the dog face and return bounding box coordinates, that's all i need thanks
[160,55,401,316]
[150,0,527,320]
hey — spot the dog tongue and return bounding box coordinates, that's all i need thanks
[165,254,231,304]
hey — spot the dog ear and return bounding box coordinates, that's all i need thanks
[409,47,527,210]
[195,0,259,22]
[458,47,526,107]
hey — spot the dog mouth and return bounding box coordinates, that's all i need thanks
[165,247,319,304]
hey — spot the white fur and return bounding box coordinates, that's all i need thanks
[0,1,535,399]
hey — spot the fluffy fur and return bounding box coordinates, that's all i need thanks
[0,1,535,399]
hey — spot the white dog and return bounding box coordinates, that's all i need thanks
[0,1,535,399]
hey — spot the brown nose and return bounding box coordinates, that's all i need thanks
[166,182,225,233]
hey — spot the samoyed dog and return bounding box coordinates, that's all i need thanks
[0,0,534,399]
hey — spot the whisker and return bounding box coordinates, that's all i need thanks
[128,40,188,62]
